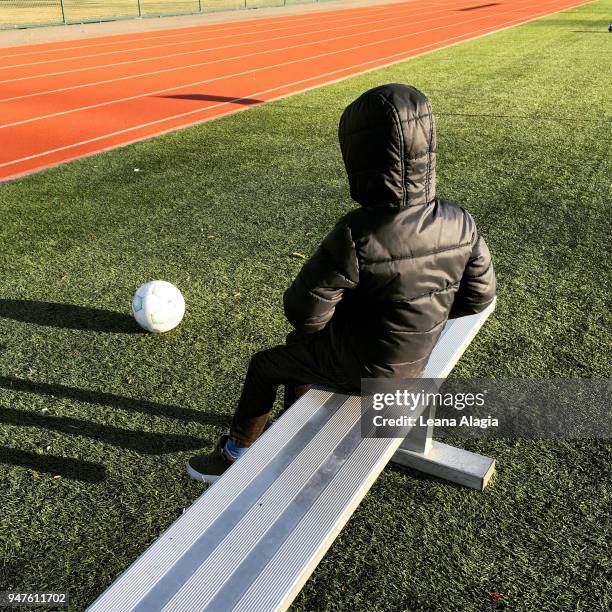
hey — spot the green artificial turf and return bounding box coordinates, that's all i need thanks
[1,1,611,610]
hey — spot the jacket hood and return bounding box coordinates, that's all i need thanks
[338,83,436,208]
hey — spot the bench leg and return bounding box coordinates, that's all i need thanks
[390,403,495,491]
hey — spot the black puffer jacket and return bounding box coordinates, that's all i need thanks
[284,84,496,379]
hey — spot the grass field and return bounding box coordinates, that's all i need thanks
[0,0,611,610]
[0,0,296,28]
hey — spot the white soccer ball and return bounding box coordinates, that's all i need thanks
[132,280,185,333]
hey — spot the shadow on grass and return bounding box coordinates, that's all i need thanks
[0,447,106,482]
[529,18,610,28]
[386,462,469,491]
[0,299,139,333]
[0,376,230,427]
[0,406,206,455]
[436,111,609,124]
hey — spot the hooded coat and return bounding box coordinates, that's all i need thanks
[283,84,496,379]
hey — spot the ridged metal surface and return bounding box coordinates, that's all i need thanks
[87,301,495,612]
[234,417,398,612]
[161,395,358,612]
[88,389,339,612]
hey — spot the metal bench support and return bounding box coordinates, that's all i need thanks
[393,426,496,491]
[390,305,497,491]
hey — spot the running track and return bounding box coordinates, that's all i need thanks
[0,0,590,181]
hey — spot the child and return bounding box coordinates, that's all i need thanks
[187,83,496,481]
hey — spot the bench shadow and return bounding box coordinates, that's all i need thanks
[0,299,139,333]
[159,94,262,105]
[0,447,106,483]
[0,376,229,428]
[386,462,467,491]
[0,405,207,455]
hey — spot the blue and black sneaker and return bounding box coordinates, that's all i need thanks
[186,435,234,483]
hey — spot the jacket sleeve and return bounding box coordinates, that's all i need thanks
[283,223,359,334]
[449,227,496,319]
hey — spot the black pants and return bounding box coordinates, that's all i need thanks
[229,330,359,447]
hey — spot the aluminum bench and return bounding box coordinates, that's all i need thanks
[87,298,496,612]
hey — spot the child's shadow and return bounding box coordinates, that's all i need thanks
[0,299,140,333]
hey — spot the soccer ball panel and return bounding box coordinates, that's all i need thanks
[151,281,176,299]
[131,280,185,333]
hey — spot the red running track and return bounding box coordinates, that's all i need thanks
[0,0,589,181]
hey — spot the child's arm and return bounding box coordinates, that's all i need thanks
[449,230,496,319]
[283,223,359,334]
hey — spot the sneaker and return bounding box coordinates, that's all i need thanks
[186,435,234,483]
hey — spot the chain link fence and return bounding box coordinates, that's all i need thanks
[0,0,315,29]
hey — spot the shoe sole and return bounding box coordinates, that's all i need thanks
[185,460,220,484]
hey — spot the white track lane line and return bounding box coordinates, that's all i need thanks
[0,2,453,83]
[0,0,587,173]
[0,5,462,102]
[0,1,449,69]
[0,1,439,60]
[0,0,543,129]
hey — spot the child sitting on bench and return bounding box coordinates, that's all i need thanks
[187,83,496,481]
